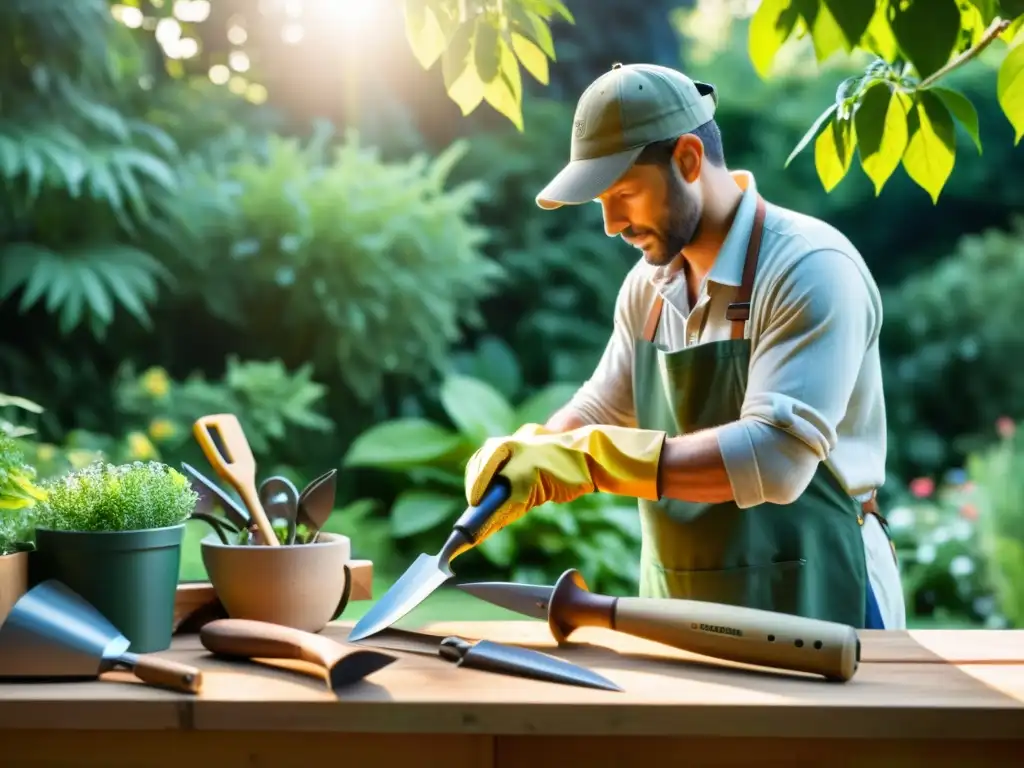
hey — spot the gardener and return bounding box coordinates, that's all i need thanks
[463,63,905,630]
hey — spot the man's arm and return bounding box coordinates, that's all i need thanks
[657,249,878,506]
[544,272,641,432]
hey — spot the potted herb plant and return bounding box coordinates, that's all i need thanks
[0,433,46,624]
[32,461,198,652]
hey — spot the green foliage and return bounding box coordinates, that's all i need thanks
[343,370,641,594]
[749,0,1024,201]
[113,359,333,459]
[404,0,573,130]
[885,473,992,625]
[191,126,501,402]
[0,393,44,439]
[0,0,187,336]
[453,99,635,385]
[36,460,198,533]
[880,218,1024,475]
[967,425,1024,627]
[0,433,47,554]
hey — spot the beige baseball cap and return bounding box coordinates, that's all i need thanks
[536,63,718,210]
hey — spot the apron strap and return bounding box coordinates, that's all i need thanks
[724,194,767,340]
[641,194,768,344]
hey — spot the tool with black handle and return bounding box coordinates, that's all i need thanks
[347,478,512,642]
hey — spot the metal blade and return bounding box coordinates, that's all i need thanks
[456,581,553,620]
[462,639,622,692]
[347,553,454,642]
[326,650,398,692]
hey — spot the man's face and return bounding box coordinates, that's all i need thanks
[596,156,703,267]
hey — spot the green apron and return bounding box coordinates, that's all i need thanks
[632,195,871,628]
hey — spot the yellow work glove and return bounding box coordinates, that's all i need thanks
[464,422,667,544]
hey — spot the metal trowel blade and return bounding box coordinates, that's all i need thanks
[347,553,454,643]
[0,580,130,680]
[456,581,553,620]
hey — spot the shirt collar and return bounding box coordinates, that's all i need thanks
[649,170,760,291]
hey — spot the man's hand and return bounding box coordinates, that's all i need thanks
[463,422,667,544]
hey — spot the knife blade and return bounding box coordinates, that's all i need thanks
[355,627,621,692]
[346,479,512,642]
[458,568,861,682]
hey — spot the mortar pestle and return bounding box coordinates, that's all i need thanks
[199,531,354,633]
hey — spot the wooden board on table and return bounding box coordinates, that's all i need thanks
[859,629,1024,663]
[0,621,1022,741]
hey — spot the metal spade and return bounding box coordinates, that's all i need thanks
[258,475,300,545]
[347,478,512,642]
[0,580,203,693]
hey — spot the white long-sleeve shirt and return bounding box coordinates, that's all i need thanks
[567,171,887,509]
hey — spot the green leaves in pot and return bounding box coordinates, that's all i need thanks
[0,433,47,555]
[37,461,199,533]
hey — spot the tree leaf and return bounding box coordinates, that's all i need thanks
[748,0,801,79]
[889,0,961,80]
[785,102,838,167]
[930,86,982,154]
[862,2,898,60]
[439,373,517,444]
[814,114,855,192]
[510,6,555,59]
[342,418,463,469]
[856,81,910,195]
[441,19,485,115]
[545,0,575,23]
[821,0,875,50]
[902,91,957,204]
[794,0,846,62]
[389,489,461,538]
[474,14,501,84]
[965,0,998,23]
[997,40,1024,144]
[511,32,548,84]
[404,0,447,69]
[482,36,524,131]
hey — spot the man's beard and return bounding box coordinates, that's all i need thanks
[629,168,702,267]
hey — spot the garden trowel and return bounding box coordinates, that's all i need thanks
[347,478,511,642]
[458,568,862,682]
[0,580,203,693]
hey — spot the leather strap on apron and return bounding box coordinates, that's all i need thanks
[640,194,890,547]
[642,196,768,345]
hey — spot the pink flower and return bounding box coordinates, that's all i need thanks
[910,477,934,498]
[997,417,1016,439]
[960,504,979,521]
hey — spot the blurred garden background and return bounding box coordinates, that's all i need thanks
[3,0,1024,629]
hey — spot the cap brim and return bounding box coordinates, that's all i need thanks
[535,146,644,210]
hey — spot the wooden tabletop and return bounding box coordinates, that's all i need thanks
[1,621,1023,740]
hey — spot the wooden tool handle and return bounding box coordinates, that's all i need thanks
[615,597,860,682]
[130,654,204,694]
[200,618,340,670]
[193,414,279,547]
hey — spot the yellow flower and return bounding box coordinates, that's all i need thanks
[148,418,176,443]
[126,431,157,460]
[140,367,171,399]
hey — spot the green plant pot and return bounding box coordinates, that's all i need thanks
[30,524,185,653]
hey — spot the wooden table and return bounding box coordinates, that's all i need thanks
[1,621,1023,766]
